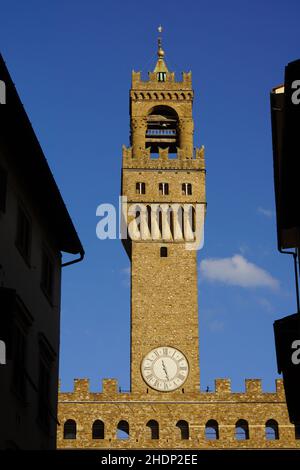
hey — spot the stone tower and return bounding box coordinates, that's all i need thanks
[121,30,206,395]
[57,32,300,449]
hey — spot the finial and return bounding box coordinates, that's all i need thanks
[157,25,165,58]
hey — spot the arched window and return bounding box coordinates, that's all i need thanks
[265,420,279,440]
[169,207,174,238]
[117,420,129,439]
[64,419,76,439]
[92,420,104,439]
[147,205,151,233]
[146,420,159,439]
[176,420,189,440]
[182,183,192,196]
[191,206,196,233]
[146,105,179,154]
[205,420,219,440]
[158,208,163,236]
[235,419,249,440]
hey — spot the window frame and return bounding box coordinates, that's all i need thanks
[182,183,192,196]
[136,182,146,195]
[15,204,32,266]
[37,333,56,435]
[159,182,169,196]
[0,166,8,213]
[40,248,55,304]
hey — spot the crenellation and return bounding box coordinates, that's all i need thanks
[102,379,119,396]
[132,71,192,91]
[74,379,90,400]
[122,145,205,170]
[245,379,263,395]
[215,379,231,394]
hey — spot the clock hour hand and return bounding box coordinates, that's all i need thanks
[161,359,169,381]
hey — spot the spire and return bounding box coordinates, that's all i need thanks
[153,25,169,75]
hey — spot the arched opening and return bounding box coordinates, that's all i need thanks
[169,206,174,238]
[117,420,129,439]
[146,420,159,439]
[147,205,152,233]
[205,420,219,440]
[92,420,104,439]
[158,208,163,237]
[235,419,249,440]
[176,420,189,440]
[146,106,179,154]
[191,206,196,233]
[265,420,279,440]
[64,419,76,439]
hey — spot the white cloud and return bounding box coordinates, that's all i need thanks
[200,254,279,290]
[257,297,274,313]
[257,206,274,218]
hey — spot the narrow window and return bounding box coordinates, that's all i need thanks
[157,72,166,82]
[0,167,7,212]
[16,206,32,264]
[41,250,54,302]
[64,419,77,439]
[295,425,300,440]
[176,420,189,440]
[146,420,159,439]
[191,206,196,232]
[12,324,27,399]
[160,247,168,257]
[136,182,145,195]
[205,420,219,440]
[37,334,55,433]
[92,420,104,439]
[159,183,169,196]
[158,209,163,236]
[117,420,129,439]
[235,419,249,440]
[147,205,151,233]
[265,420,279,440]
[182,183,192,195]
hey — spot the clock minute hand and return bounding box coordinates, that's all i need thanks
[161,360,169,381]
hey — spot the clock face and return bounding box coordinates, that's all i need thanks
[141,346,189,392]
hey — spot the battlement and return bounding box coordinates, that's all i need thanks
[122,145,205,170]
[58,378,286,402]
[131,71,192,90]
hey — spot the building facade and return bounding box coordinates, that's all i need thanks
[0,53,84,449]
[57,38,300,449]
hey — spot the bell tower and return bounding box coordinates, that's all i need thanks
[58,29,296,451]
[122,28,206,395]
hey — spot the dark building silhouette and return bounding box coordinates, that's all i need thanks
[0,53,84,449]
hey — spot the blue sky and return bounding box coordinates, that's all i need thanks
[1,0,299,392]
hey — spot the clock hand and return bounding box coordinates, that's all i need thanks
[161,360,169,381]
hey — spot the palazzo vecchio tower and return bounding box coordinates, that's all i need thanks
[57,30,300,449]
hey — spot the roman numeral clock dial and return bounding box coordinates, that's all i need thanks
[141,347,189,391]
